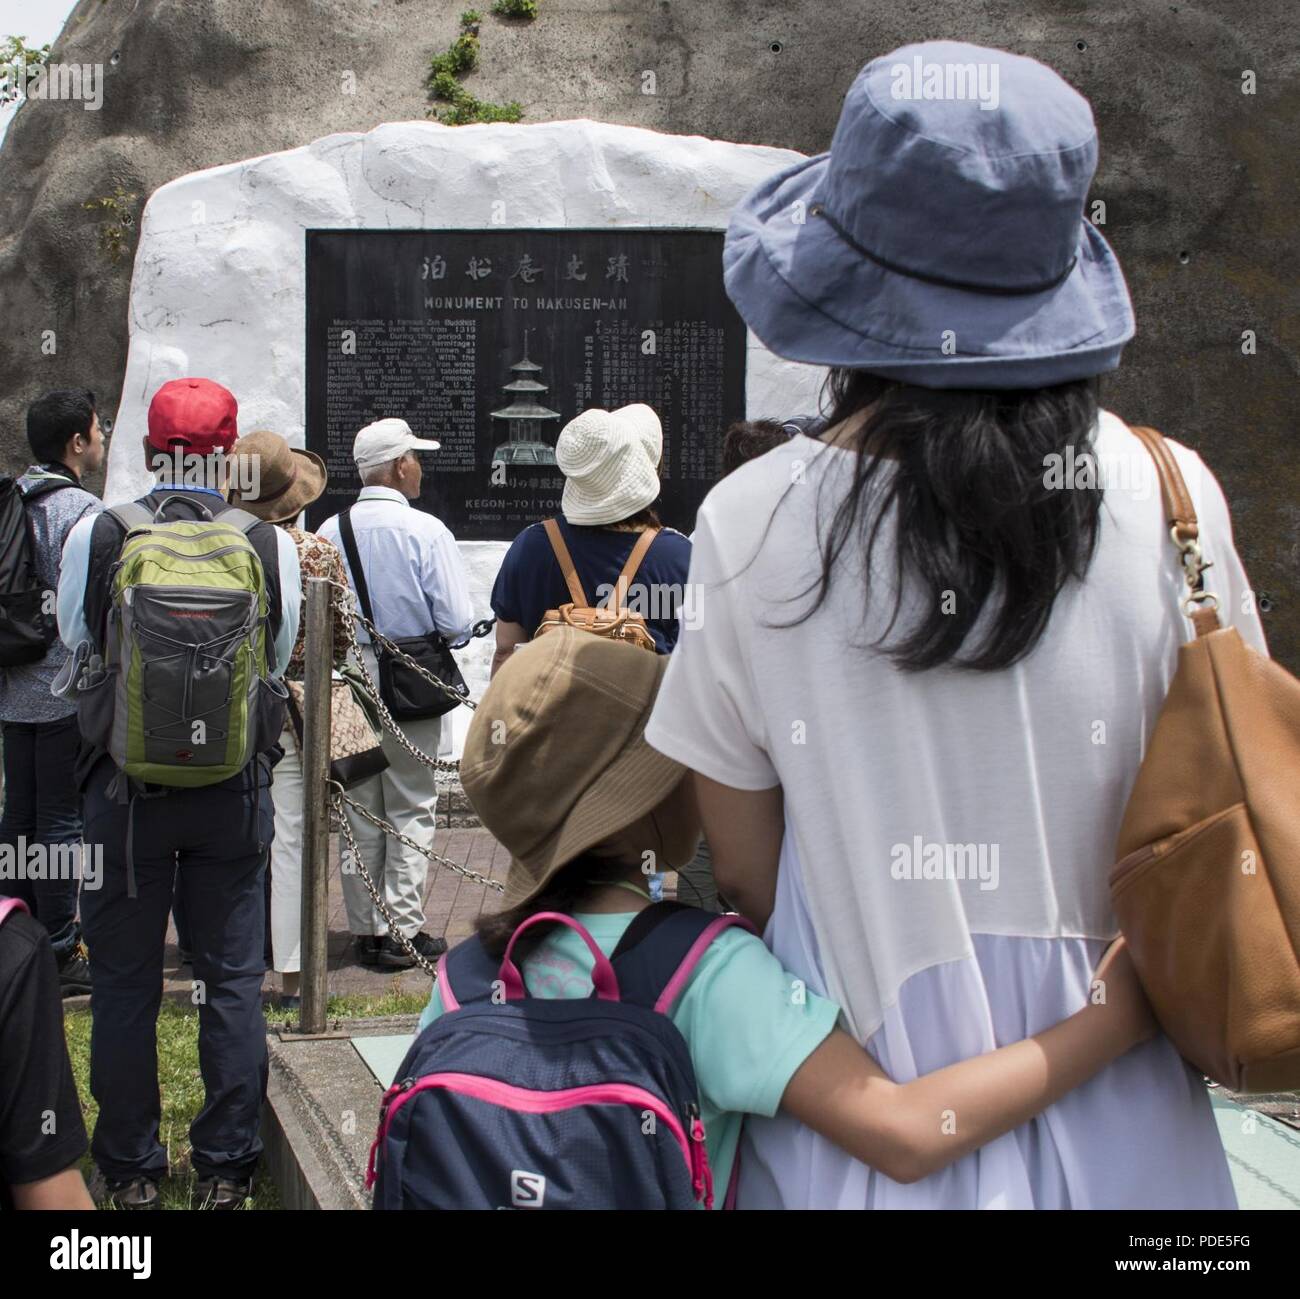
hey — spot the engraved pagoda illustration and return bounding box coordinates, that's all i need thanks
[489,331,562,466]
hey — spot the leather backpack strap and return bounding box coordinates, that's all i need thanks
[543,518,589,607]
[1128,425,1221,638]
[609,527,659,613]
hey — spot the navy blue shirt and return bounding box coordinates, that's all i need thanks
[492,519,692,653]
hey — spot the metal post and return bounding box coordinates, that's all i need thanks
[298,577,333,1035]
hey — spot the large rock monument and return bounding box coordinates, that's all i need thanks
[101,118,823,737]
[0,0,1294,665]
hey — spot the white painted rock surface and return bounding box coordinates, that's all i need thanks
[105,119,827,750]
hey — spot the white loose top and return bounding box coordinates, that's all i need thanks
[646,411,1265,1208]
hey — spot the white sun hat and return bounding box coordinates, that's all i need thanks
[556,403,663,526]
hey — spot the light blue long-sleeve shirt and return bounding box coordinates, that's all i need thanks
[57,487,301,674]
[316,486,475,643]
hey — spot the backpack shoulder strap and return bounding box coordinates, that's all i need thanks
[542,518,588,607]
[439,933,509,1010]
[19,472,78,505]
[213,504,263,536]
[0,897,31,927]
[107,502,154,534]
[1128,425,1221,638]
[215,504,282,647]
[611,903,758,1015]
[608,527,659,613]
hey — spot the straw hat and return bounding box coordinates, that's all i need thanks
[460,626,700,909]
[227,430,328,523]
[556,404,663,527]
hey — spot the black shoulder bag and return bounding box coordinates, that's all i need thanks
[337,507,468,720]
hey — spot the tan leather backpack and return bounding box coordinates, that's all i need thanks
[533,519,659,653]
[1111,425,1300,1093]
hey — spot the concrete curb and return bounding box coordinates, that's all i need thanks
[262,1014,422,1210]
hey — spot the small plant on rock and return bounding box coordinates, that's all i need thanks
[83,185,139,264]
[427,9,526,126]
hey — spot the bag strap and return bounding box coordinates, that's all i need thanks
[609,527,660,614]
[499,912,621,1002]
[1128,425,1222,638]
[284,683,305,749]
[439,904,757,1016]
[18,472,78,505]
[213,504,263,536]
[542,518,589,607]
[0,897,31,927]
[609,898,692,960]
[610,902,758,1015]
[337,508,377,627]
[107,502,155,534]
[440,935,505,1010]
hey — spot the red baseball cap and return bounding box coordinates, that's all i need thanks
[147,378,238,454]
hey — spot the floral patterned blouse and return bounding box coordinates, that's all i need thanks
[283,525,350,681]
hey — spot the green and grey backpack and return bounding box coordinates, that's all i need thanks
[83,495,287,787]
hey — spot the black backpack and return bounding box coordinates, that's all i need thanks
[0,471,78,667]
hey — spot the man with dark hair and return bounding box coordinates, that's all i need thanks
[0,389,104,996]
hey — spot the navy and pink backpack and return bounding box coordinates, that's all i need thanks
[367,902,755,1210]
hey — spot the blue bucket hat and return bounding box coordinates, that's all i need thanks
[724,40,1135,389]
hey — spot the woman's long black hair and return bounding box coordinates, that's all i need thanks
[780,370,1103,672]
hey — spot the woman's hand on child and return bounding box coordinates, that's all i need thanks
[1091,935,1158,1050]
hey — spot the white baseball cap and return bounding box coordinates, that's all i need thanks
[352,418,441,469]
[556,404,663,526]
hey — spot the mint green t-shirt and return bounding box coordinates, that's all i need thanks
[417,911,840,1207]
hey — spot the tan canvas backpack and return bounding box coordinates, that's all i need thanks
[533,518,659,653]
[1111,425,1300,1093]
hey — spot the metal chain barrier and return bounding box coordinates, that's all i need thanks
[332,782,504,893]
[320,580,504,979]
[327,577,482,774]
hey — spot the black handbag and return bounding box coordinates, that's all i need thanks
[337,507,469,721]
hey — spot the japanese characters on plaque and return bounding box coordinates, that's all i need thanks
[304,230,747,539]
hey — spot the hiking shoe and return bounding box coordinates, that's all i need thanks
[103,1176,161,1211]
[57,942,93,997]
[377,931,447,969]
[354,934,383,966]
[195,1174,253,1210]
[409,931,449,962]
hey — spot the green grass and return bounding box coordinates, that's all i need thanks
[64,987,425,1210]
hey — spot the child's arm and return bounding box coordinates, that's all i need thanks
[778,938,1156,1184]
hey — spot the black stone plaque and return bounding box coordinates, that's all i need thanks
[304,229,747,539]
